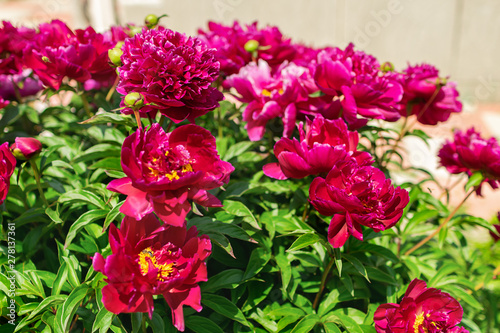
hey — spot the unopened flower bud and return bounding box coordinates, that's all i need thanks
[124,92,144,110]
[380,62,394,73]
[108,48,123,67]
[10,137,42,160]
[145,14,159,29]
[127,25,142,37]
[115,41,124,50]
[244,39,259,53]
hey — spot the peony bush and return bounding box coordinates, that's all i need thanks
[1,15,500,333]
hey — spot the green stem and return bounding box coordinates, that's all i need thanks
[218,106,223,140]
[30,159,50,207]
[141,314,147,333]
[312,257,336,310]
[80,92,93,117]
[105,76,120,102]
[404,186,475,256]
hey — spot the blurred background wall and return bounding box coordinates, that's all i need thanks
[1,0,500,218]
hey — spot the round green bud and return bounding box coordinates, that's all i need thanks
[380,61,394,73]
[128,25,142,37]
[108,48,123,67]
[145,14,159,28]
[115,41,124,50]
[124,92,145,109]
[244,39,259,53]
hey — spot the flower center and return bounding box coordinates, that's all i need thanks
[261,88,284,97]
[146,147,193,181]
[413,312,428,333]
[138,247,175,281]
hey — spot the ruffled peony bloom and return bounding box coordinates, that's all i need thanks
[438,127,500,194]
[117,27,224,122]
[197,21,296,76]
[374,278,468,333]
[312,43,403,128]
[226,59,317,141]
[0,21,37,74]
[23,21,120,90]
[397,63,462,125]
[0,142,16,205]
[93,214,211,331]
[309,160,409,248]
[263,114,372,180]
[10,137,42,160]
[107,124,234,225]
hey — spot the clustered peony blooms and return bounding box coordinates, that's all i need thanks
[197,21,297,76]
[116,27,224,122]
[438,127,500,194]
[312,43,403,129]
[309,159,409,248]
[107,123,234,226]
[225,60,316,141]
[374,278,468,332]
[397,63,462,125]
[10,137,42,160]
[0,142,16,205]
[263,114,372,180]
[93,214,211,332]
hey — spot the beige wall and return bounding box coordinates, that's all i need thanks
[1,0,500,106]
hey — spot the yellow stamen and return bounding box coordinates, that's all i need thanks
[165,170,179,180]
[413,312,428,333]
[261,89,272,97]
[137,247,175,281]
[182,164,193,173]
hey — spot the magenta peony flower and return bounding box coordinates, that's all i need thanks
[313,44,403,128]
[398,63,462,125]
[93,214,211,331]
[0,70,43,101]
[0,142,16,205]
[10,137,42,160]
[309,160,408,248]
[374,278,468,333]
[438,128,500,194]
[0,96,8,109]
[263,114,372,180]
[0,21,37,74]
[117,27,223,122]
[107,124,234,225]
[197,21,296,76]
[226,60,317,141]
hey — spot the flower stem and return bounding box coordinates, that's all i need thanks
[404,186,475,256]
[133,110,143,129]
[218,106,224,140]
[106,76,120,102]
[312,257,336,310]
[80,92,93,117]
[30,159,50,207]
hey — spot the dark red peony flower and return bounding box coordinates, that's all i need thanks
[0,142,16,205]
[10,137,42,160]
[93,214,211,331]
[309,160,408,248]
[263,114,372,180]
[397,63,462,125]
[107,124,234,226]
[117,27,224,122]
[225,60,317,141]
[197,21,296,76]
[313,43,403,128]
[438,127,500,194]
[374,279,468,333]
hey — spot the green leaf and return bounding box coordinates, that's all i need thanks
[148,312,165,333]
[92,307,114,333]
[465,172,484,192]
[62,257,80,288]
[443,285,482,310]
[79,111,136,127]
[342,254,369,280]
[52,262,68,296]
[45,207,63,224]
[330,313,363,333]
[103,200,124,231]
[223,141,254,161]
[25,295,67,321]
[243,247,271,280]
[59,189,106,209]
[223,200,261,230]
[275,252,292,292]
[334,248,342,277]
[185,316,224,333]
[318,289,340,317]
[54,284,89,332]
[287,233,321,252]
[290,314,320,333]
[65,209,107,249]
[201,269,244,292]
[89,157,122,171]
[202,293,250,327]
[364,267,397,285]
[322,322,342,333]
[73,143,121,164]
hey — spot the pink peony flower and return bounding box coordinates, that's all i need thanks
[10,137,42,160]
[438,127,500,194]
[93,214,211,331]
[374,278,468,333]
[117,27,223,122]
[309,160,409,248]
[397,63,462,125]
[0,142,16,205]
[226,60,317,141]
[263,114,372,180]
[0,21,37,74]
[197,21,296,76]
[313,44,403,128]
[107,124,234,225]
